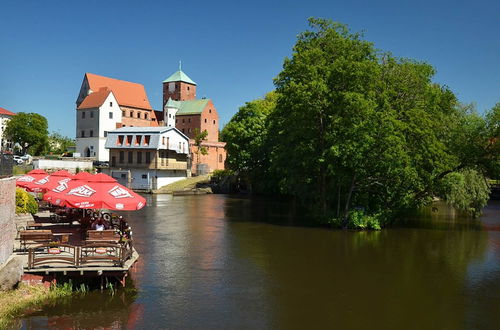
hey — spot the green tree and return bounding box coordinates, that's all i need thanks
[48,132,75,155]
[221,92,277,190]
[5,112,49,155]
[193,128,208,165]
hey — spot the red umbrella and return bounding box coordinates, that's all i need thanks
[44,173,145,210]
[25,170,74,193]
[16,169,48,188]
[73,171,94,181]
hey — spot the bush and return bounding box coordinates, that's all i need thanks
[346,210,381,230]
[211,169,234,183]
[15,188,38,214]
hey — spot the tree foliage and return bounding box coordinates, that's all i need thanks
[223,18,499,225]
[5,112,49,155]
[15,188,38,214]
[193,128,208,165]
[48,132,75,155]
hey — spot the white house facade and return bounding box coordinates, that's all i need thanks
[104,126,190,190]
[0,107,15,152]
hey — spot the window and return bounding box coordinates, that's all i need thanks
[111,156,116,167]
[145,152,151,164]
[204,118,207,123]
[188,128,191,133]
[126,135,133,146]
[176,119,178,123]
[188,118,191,123]
[145,113,148,120]
[213,120,215,125]
[90,146,94,150]
[109,112,113,119]
[119,151,124,163]
[122,111,125,117]
[219,154,223,163]
[144,135,151,146]
[135,135,142,145]
[142,174,147,179]
[209,109,212,113]
[81,131,85,138]
[167,137,170,148]
[137,151,142,164]
[128,151,133,163]
[117,135,124,145]
[137,112,141,119]
[110,102,113,107]
[182,119,185,123]
[162,137,165,145]
[121,173,126,178]
[130,111,134,118]
[179,142,181,150]
[89,130,93,137]
[169,113,171,118]
[82,112,85,119]
[90,111,94,118]
[182,128,185,133]
[187,86,190,91]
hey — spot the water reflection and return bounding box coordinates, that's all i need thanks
[19,196,500,329]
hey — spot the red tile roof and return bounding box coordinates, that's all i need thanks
[0,107,15,116]
[77,88,112,109]
[84,73,152,110]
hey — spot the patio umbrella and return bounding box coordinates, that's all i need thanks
[44,173,146,210]
[25,170,74,193]
[16,169,48,188]
[72,171,94,181]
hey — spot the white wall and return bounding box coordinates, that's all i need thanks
[33,159,93,171]
[158,129,188,154]
[98,93,122,137]
[110,168,186,190]
[164,106,178,128]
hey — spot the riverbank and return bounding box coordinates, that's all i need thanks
[0,283,73,328]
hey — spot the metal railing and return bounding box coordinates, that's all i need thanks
[27,242,133,269]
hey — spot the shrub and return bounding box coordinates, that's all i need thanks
[211,169,234,182]
[15,188,38,214]
[347,210,381,230]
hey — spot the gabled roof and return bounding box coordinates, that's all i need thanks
[85,73,152,110]
[77,88,112,109]
[162,70,196,85]
[0,107,15,116]
[164,98,210,115]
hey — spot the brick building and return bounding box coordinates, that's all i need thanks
[161,69,226,174]
[75,69,226,174]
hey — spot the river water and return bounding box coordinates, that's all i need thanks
[18,195,500,329]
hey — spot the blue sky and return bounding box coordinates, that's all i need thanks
[0,0,498,138]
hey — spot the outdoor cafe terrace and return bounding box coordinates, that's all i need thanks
[14,170,144,285]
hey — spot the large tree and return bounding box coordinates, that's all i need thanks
[5,112,49,155]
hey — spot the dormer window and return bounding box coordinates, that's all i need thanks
[144,135,151,146]
[117,135,124,145]
[135,135,142,146]
[126,135,133,146]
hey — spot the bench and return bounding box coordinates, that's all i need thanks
[86,230,120,244]
[19,230,54,251]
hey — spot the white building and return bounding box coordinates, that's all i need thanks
[0,107,15,152]
[75,73,156,161]
[105,126,190,190]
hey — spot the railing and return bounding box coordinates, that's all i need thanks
[27,241,133,269]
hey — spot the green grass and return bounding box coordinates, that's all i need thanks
[13,165,34,175]
[155,175,210,194]
[0,283,73,328]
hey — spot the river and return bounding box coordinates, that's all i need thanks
[18,195,500,329]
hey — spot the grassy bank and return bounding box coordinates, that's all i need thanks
[154,175,210,194]
[0,283,73,328]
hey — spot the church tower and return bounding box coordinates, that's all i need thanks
[162,64,197,106]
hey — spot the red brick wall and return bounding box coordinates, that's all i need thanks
[0,177,16,264]
[120,106,155,127]
[176,115,201,139]
[163,82,196,105]
[190,142,226,174]
[200,100,219,142]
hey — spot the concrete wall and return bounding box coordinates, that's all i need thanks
[0,177,16,264]
[33,159,93,171]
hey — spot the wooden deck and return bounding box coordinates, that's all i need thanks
[15,211,139,285]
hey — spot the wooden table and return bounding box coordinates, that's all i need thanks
[52,232,73,244]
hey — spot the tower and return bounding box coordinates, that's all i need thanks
[162,63,197,106]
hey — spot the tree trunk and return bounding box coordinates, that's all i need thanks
[342,174,356,229]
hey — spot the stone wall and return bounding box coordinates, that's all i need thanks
[0,177,16,264]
